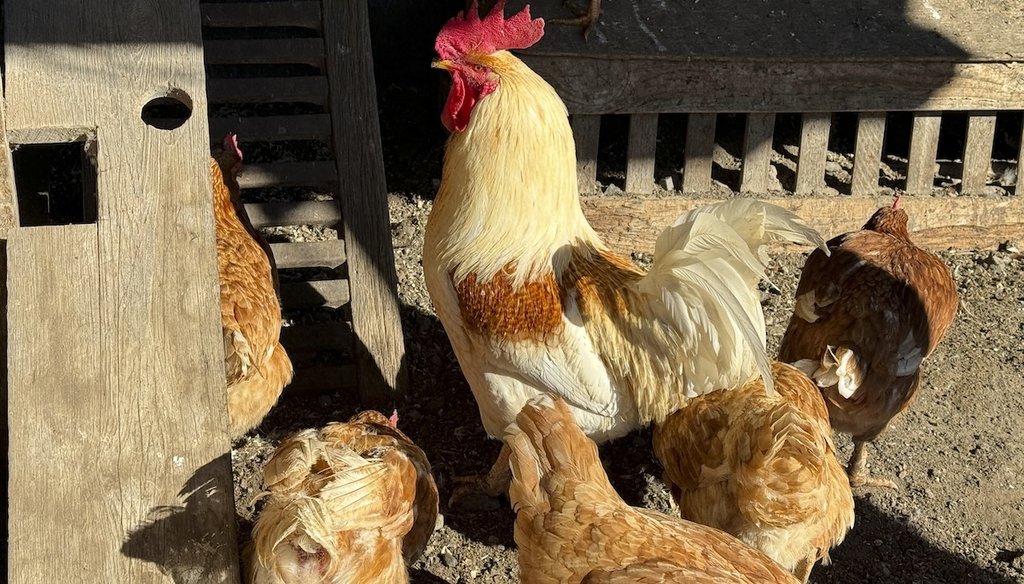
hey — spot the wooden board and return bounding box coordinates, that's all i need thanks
[740,113,776,193]
[580,195,1024,254]
[961,114,997,195]
[905,113,943,194]
[625,114,657,195]
[794,113,832,195]
[681,113,716,194]
[851,112,887,196]
[4,0,239,581]
[0,84,17,237]
[323,0,407,405]
[571,114,600,195]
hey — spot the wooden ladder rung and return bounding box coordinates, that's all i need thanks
[280,322,353,355]
[244,201,342,228]
[961,113,997,195]
[237,161,338,189]
[905,112,942,194]
[625,114,658,195]
[287,364,358,395]
[201,1,323,30]
[207,76,329,105]
[270,240,346,269]
[204,39,324,67]
[681,113,716,194]
[571,114,600,195]
[740,113,776,193]
[280,279,350,309]
[210,114,332,142]
[850,112,887,196]
[794,113,832,195]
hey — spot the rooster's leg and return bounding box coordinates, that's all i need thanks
[847,440,898,490]
[448,443,512,510]
[550,0,602,40]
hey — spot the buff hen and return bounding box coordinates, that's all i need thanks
[653,362,854,582]
[778,195,958,488]
[212,133,293,437]
[244,411,439,584]
[507,394,799,584]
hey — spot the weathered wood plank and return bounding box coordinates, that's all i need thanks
[521,57,1024,115]
[280,322,353,355]
[280,279,350,310]
[270,239,345,269]
[740,113,776,193]
[571,114,600,195]
[237,161,337,189]
[580,194,1024,253]
[244,201,341,228]
[905,113,943,194]
[288,364,358,396]
[681,113,716,194]
[209,114,331,142]
[204,38,324,66]
[850,112,887,196]
[323,0,407,405]
[794,113,832,195]
[206,76,329,105]
[961,113,997,195]
[0,79,18,237]
[200,1,322,29]
[625,113,658,195]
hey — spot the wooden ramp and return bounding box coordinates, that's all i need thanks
[200,0,406,404]
[3,0,239,582]
[507,0,1024,250]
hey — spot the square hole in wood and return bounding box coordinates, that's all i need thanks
[12,141,97,226]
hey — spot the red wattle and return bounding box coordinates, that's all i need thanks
[442,73,477,133]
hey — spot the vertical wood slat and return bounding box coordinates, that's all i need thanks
[1018,122,1024,192]
[850,112,887,196]
[571,114,601,195]
[0,82,17,236]
[625,113,658,194]
[794,113,832,195]
[682,113,717,194]
[905,112,943,194]
[740,113,776,193]
[961,113,997,195]
[323,0,407,405]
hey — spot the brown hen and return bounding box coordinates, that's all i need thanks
[653,362,854,582]
[507,395,799,584]
[245,411,439,584]
[778,196,958,488]
[211,134,293,437]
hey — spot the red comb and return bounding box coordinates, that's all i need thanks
[892,193,902,209]
[435,1,544,60]
[222,133,243,162]
[388,409,399,428]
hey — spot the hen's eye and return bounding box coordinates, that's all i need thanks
[473,64,487,73]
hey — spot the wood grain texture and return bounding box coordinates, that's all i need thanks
[850,113,887,196]
[625,114,658,195]
[961,114,996,195]
[794,113,832,195]
[323,0,407,405]
[580,195,1024,254]
[0,84,17,237]
[270,239,346,269]
[200,1,322,29]
[682,113,716,194]
[4,0,239,581]
[244,200,341,228]
[236,161,338,189]
[905,113,943,194]
[571,114,601,195]
[740,113,776,193]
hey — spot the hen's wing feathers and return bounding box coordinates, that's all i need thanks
[582,559,724,583]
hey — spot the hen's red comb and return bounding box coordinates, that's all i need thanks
[222,132,243,162]
[892,193,903,210]
[388,409,400,428]
[435,1,544,60]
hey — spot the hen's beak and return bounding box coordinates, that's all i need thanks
[432,59,453,71]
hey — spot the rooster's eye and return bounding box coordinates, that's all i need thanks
[473,64,487,73]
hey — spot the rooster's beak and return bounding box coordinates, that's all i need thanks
[432,59,453,71]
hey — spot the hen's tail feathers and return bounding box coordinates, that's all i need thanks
[791,345,864,399]
[640,200,825,395]
[505,395,614,513]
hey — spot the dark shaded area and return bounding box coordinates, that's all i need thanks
[12,142,97,226]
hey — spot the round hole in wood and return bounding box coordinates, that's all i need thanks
[141,88,193,130]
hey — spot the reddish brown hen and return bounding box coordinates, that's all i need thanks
[778,195,958,488]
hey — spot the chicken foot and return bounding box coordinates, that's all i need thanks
[448,443,512,509]
[550,0,602,40]
[847,440,898,489]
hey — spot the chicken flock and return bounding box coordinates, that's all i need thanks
[216,2,960,582]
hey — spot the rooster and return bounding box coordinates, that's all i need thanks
[244,411,439,584]
[778,196,959,488]
[425,2,825,501]
[507,395,800,584]
[653,362,854,582]
[212,134,293,437]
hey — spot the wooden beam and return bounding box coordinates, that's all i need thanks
[682,113,716,194]
[580,194,1024,253]
[0,79,18,237]
[795,113,831,195]
[625,113,658,194]
[323,0,407,405]
[244,201,342,228]
[236,161,338,189]
[850,112,887,196]
[961,113,997,195]
[571,114,600,195]
[740,113,776,193]
[280,279,350,310]
[204,38,324,67]
[200,1,322,29]
[270,239,345,270]
[905,113,943,194]
[206,76,329,106]
[209,114,332,142]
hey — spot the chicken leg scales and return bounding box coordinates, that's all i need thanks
[448,443,512,509]
[847,440,898,489]
[550,0,602,40]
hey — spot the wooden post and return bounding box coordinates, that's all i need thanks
[625,114,658,194]
[323,0,408,405]
[4,0,240,581]
[740,113,776,193]
[794,113,832,195]
[851,112,887,196]
[961,113,997,195]
[571,114,601,195]
[905,112,943,194]
[682,113,716,194]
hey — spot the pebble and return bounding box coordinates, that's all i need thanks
[604,184,625,196]
[441,552,458,567]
